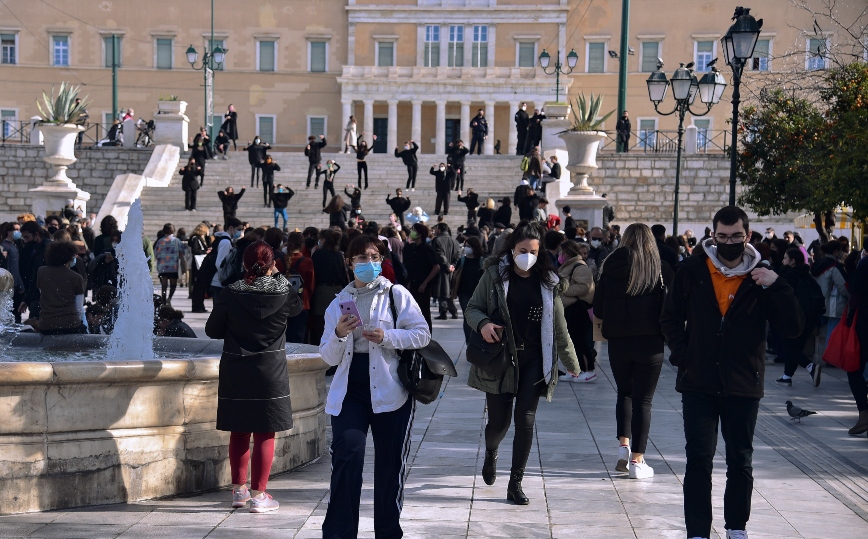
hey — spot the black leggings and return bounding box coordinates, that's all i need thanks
[485,358,545,471]
[357,161,368,189]
[564,302,596,372]
[322,181,335,207]
[607,335,664,454]
[405,164,418,189]
[781,328,813,377]
[848,346,868,412]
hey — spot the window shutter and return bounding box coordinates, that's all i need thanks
[378,42,394,67]
[156,39,172,69]
[588,43,604,73]
[309,117,325,137]
[641,42,658,72]
[259,41,275,72]
[310,42,326,72]
[258,117,275,144]
[518,43,535,67]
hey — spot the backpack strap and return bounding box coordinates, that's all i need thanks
[290,255,305,272]
[387,285,398,330]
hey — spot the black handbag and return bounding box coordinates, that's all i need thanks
[466,320,511,379]
[388,287,457,404]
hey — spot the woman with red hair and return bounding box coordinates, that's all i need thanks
[206,240,302,513]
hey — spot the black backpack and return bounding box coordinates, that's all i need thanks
[197,236,229,286]
[218,247,241,286]
[795,275,826,327]
[286,256,306,295]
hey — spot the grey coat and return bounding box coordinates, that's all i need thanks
[433,234,461,298]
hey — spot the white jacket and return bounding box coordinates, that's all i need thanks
[320,278,431,416]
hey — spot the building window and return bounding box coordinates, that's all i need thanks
[807,37,828,70]
[155,38,173,69]
[258,40,276,72]
[424,25,440,67]
[693,118,711,151]
[472,25,488,67]
[640,41,659,72]
[103,36,122,68]
[638,118,658,150]
[587,42,605,73]
[1,109,17,139]
[751,39,770,71]
[208,38,225,70]
[256,115,276,145]
[309,41,327,72]
[517,41,536,67]
[308,116,327,138]
[448,26,464,67]
[102,111,115,131]
[376,41,395,67]
[1,34,17,65]
[52,35,69,66]
[695,40,714,72]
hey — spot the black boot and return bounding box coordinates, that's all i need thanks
[482,449,498,486]
[507,468,529,505]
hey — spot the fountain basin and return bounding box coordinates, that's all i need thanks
[0,334,329,514]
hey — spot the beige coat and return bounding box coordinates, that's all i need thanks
[558,256,594,308]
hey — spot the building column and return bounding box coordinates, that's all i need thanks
[460,101,471,145]
[348,24,356,66]
[341,99,352,147]
[484,100,495,154]
[435,100,447,155]
[387,100,398,151]
[509,100,519,155]
[411,100,422,145]
[416,25,425,67]
[363,100,374,141]
[487,24,496,68]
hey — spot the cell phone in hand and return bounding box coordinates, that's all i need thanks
[339,300,362,322]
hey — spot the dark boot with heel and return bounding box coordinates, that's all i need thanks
[482,449,498,485]
[506,468,529,505]
[849,410,868,436]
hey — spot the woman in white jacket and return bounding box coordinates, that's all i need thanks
[320,234,431,539]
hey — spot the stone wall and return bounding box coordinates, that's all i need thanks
[0,145,153,218]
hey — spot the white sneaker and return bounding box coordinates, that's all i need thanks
[628,460,654,479]
[249,492,279,513]
[232,485,250,508]
[725,530,748,539]
[558,372,582,383]
[577,371,597,383]
[616,445,631,472]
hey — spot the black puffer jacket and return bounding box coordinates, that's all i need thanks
[594,248,672,339]
[661,250,803,399]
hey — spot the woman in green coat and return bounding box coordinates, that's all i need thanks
[464,221,580,505]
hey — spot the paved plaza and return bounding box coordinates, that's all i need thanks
[2,292,868,538]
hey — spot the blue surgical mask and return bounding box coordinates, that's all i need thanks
[233,230,242,240]
[354,261,382,283]
[12,231,21,240]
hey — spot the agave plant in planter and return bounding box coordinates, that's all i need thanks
[558,93,614,193]
[36,81,90,125]
[34,82,90,186]
[562,93,614,133]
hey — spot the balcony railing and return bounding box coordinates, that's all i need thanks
[339,65,539,80]
[1,121,114,148]
[599,129,730,154]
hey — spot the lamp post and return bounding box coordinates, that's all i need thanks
[721,7,762,206]
[646,62,727,235]
[538,48,578,103]
[186,0,227,151]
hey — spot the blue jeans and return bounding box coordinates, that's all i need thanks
[274,208,288,229]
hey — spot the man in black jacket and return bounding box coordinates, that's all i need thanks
[446,141,469,190]
[385,188,411,229]
[469,109,487,155]
[528,108,545,149]
[394,140,419,190]
[431,163,452,216]
[432,223,460,320]
[304,135,327,188]
[243,137,270,188]
[260,155,281,207]
[651,224,680,270]
[218,187,245,222]
[616,111,631,153]
[661,206,803,539]
[514,102,529,155]
[457,188,479,225]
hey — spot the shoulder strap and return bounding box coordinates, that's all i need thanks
[291,256,305,272]
[388,285,398,329]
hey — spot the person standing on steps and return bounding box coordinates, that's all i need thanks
[189,134,209,186]
[305,135,327,189]
[218,187,245,223]
[395,140,419,190]
[515,102,529,155]
[271,184,294,230]
[431,163,452,216]
[457,188,479,225]
[527,108,545,151]
[350,133,375,189]
[323,195,352,231]
[386,189,411,229]
[469,108,488,155]
[244,136,270,188]
[260,155,281,208]
[343,184,361,212]
[221,104,239,151]
[317,160,340,207]
[464,221,580,505]
[343,115,357,153]
[446,141,469,191]
[180,158,201,212]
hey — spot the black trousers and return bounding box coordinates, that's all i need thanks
[250,164,260,187]
[307,161,321,187]
[323,353,414,539]
[405,165,418,189]
[469,134,484,155]
[485,357,545,470]
[453,169,465,191]
[438,294,456,317]
[847,345,868,411]
[516,128,528,155]
[322,181,336,207]
[184,188,197,210]
[410,288,432,331]
[682,391,759,538]
[434,191,450,215]
[262,181,273,206]
[357,161,368,189]
[190,268,206,311]
[564,302,596,372]
[607,335,663,454]
[781,328,813,377]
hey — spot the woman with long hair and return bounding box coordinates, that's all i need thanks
[188,223,210,313]
[205,241,302,513]
[402,222,439,330]
[323,195,352,231]
[593,223,670,479]
[320,235,430,538]
[154,223,182,303]
[556,240,597,382]
[492,196,512,228]
[310,229,349,344]
[465,221,580,504]
[477,198,496,230]
[93,215,118,257]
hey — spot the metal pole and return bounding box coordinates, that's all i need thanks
[112,34,118,120]
[728,63,741,206]
[673,106,686,235]
[555,54,561,103]
[616,0,630,152]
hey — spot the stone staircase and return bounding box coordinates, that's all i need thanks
[139,151,524,237]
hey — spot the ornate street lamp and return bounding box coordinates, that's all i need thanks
[721,7,762,206]
[646,62,726,235]
[538,48,578,103]
[186,0,228,151]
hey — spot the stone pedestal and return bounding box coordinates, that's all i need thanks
[555,193,608,231]
[153,106,190,151]
[30,123,91,216]
[540,102,570,154]
[543,148,570,217]
[122,118,136,149]
[29,185,90,217]
[29,117,43,145]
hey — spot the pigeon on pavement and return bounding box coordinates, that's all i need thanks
[787,401,817,423]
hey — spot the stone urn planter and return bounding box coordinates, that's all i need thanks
[157,100,187,115]
[40,123,84,186]
[558,130,607,194]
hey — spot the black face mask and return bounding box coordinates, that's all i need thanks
[716,241,745,262]
[46,225,58,235]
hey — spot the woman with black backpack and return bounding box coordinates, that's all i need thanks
[776,247,825,387]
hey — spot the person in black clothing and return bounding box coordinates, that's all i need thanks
[309,229,349,345]
[305,135,327,188]
[395,140,419,190]
[343,185,361,211]
[562,205,576,230]
[528,108,545,149]
[317,160,340,207]
[180,158,201,211]
[469,109,488,155]
[403,222,440,330]
[192,126,214,159]
[215,130,231,160]
[431,163,452,216]
[18,221,50,319]
[350,133,375,189]
[323,195,352,231]
[218,187,245,222]
[188,224,210,313]
[189,135,209,186]
[271,184,294,230]
[221,104,238,150]
[432,223,461,319]
[602,193,616,230]
[244,137,271,188]
[776,247,825,386]
[446,141,469,191]
[650,224,679,270]
[547,155,561,183]
[518,188,538,222]
[515,102,529,155]
[457,188,479,225]
[157,306,197,338]
[386,188,411,229]
[260,155,281,207]
[477,198,496,231]
[456,236,485,341]
[494,140,501,154]
[493,197,512,228]
[616,111,631,153]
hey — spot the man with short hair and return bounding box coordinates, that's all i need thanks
[534,198,548,222]
[616,110,631,152]
[386,188,411,229]
[304,134,327,188]
[562,205,576,230]
[587,227,611,269]
[469,109,488,155]
[651,223,680,269]
[514,102,529,155]
[661,206,803,539]
[432,223,460,320]
[210,217,242,299]
[762,227,777,245]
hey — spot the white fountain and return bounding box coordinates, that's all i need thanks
[107,198,155,360]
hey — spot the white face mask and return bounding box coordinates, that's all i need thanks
[590,240,602,249]
[513,251,538,272]
[521,105,527,111]
[111,242,119,249]
[766,232,774,239]
[464,246,474,256]
[404,145,410,150]
[439,166,445,171]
